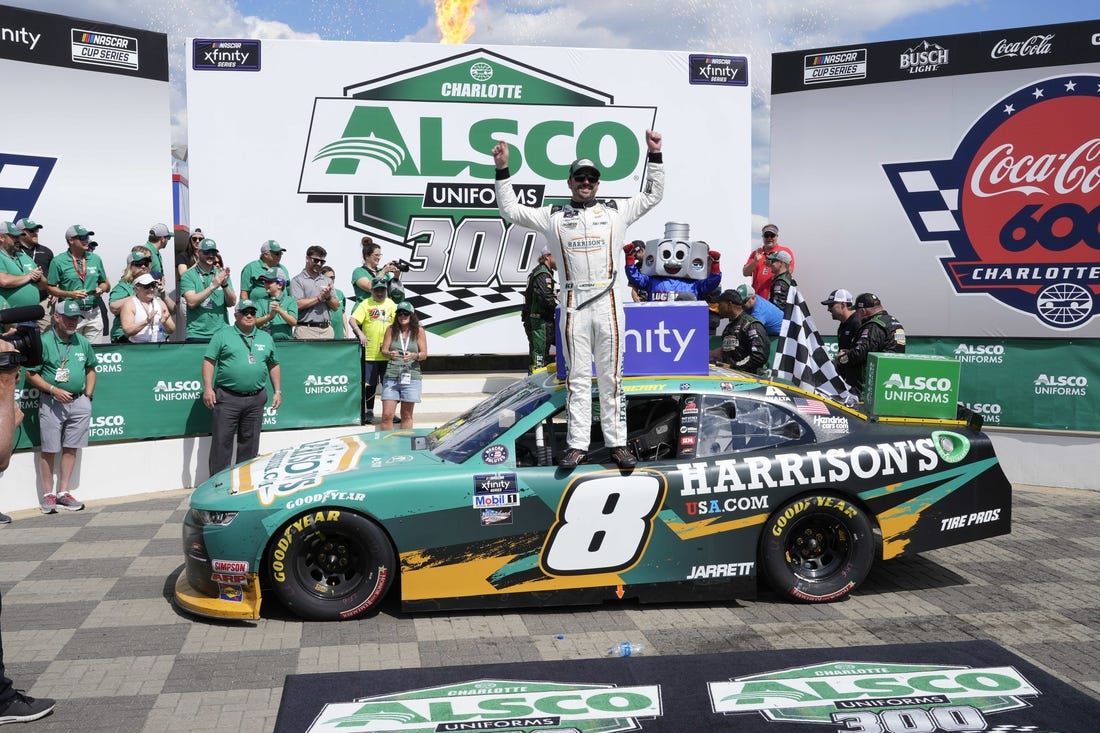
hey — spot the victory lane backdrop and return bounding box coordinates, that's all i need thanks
[13,340,360,450]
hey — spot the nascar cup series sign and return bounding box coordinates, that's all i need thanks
[186,42,750,354]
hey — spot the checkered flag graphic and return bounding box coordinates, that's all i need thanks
[882,159,961,242]
[771,285,858,406]
[400,282,524,329]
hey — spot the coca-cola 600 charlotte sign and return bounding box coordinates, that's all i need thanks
[884,74,1100,330]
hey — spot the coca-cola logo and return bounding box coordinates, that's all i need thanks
[884,74,1100,330]
[991,34,1054,59]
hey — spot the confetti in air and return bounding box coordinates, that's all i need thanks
[435,0,479,44]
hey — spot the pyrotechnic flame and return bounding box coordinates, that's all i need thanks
[435,0,478,44]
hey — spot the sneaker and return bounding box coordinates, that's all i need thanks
[0,512,9,525]
[558,448,587,469]
[0,691,55,724]
[40,494,57,515]
[363,411,375,425]
[610,446,637,470]
[56,492,84,511]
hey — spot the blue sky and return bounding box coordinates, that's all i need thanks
[7,0,1097,224]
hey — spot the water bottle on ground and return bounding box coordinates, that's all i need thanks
[607,641,643,657]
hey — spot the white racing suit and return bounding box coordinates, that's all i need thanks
[496,158,664,451]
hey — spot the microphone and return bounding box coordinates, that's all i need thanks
[0,305,46,323]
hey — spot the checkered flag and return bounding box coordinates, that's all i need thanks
[771,285,858,405]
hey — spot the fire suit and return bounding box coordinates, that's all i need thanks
[719,313,770,375]
[496,158,664,450]
[837,309,906,396]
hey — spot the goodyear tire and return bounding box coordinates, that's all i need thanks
[760,494,875,603]
[267,510,396,621]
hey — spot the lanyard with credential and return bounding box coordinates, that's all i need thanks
[52,331,73,384]
[239,330,257,364]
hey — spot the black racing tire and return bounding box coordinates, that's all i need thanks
[760,494,876,603]
[267,510,396,621]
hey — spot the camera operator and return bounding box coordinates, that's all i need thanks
[0,319,57,722]
[351,237,403,303]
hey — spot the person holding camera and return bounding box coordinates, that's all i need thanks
[23,300,96,514]
[290,245,338,339]
[0,337,57,722]
[351,237,402,303]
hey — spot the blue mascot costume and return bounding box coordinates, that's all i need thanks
[624,222,722,301]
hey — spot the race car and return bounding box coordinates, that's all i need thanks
[175,366,1011,621]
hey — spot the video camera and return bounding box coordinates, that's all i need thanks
[0,305,45,369]
[389,259,413,273]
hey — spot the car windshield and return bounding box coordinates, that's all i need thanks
[428,378,553,463]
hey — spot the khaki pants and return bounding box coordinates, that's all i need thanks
[294,324,333,340]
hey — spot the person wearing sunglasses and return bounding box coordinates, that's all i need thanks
[177,227,204,281]
[493,129,665,471]
[119,273,175,343]
[289,245,338,340]
[240,239,290,302]
[742,223,795,299]
[107,247,155,342]
[180,238,236,342]
[46,225,110,343]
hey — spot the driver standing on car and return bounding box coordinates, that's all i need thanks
[493,130,665,470]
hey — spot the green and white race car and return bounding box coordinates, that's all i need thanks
[175,366,1011,621]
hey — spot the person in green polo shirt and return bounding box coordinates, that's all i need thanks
[239,240,290,302]
[181,238,236,341]
[23,300,97,514]
[253,269,298,340]
[46,225,110,343]
[202,299,281,475]
[0,221,44,309]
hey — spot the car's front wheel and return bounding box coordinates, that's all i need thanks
[760,494,875,603]
[267,510,396,621]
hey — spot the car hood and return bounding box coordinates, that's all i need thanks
[195,429,441,510]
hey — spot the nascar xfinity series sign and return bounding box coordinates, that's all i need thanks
[770,19,1100,337]
[186,42,750,354]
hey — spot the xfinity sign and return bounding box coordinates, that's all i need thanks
[300,99,655,197]
[556,302,709,378]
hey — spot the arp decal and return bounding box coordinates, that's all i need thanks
[884,74,1100,329]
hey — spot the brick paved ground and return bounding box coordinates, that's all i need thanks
[0,484,1096,732]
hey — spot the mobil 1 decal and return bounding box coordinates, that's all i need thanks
[709,659,1042,731]
[299,48,656,333]
[884,74,1100,329]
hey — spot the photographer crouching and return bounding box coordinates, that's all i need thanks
[0,293,56,722]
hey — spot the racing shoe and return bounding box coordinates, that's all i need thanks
[558,448,587,469]
[56,492,84,511]
[40,494,57,515]
[610,446,637,470]
[0,691,55,724]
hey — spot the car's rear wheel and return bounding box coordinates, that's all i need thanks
[267,510,395,621]
[760,494,875,603]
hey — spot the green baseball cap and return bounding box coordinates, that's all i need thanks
[55,300,83,317]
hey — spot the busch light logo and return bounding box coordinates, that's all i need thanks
[884,74,1100,329]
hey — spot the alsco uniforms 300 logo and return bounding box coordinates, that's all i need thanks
[884,74,1100,329]
[298,48,656,333]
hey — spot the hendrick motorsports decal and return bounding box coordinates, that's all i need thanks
[297,48,657,333]
[884,73,1100,329]
[307,678,663,732]
[708,660,1040,727]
